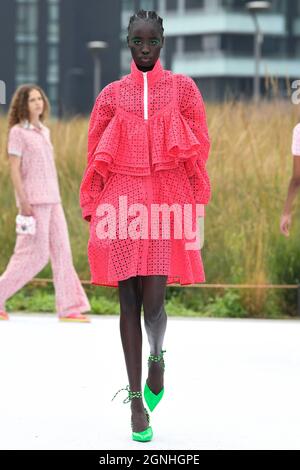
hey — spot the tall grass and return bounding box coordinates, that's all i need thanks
[0,99,300,316]
[205,99,300,315]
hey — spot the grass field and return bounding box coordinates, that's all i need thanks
[0,99,300,318]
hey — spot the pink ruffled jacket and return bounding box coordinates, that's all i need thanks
[79,58,211,222]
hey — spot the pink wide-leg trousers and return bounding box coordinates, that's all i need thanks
[0,203,91,316]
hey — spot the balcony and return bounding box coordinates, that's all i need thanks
[294,18,300,36]
[172,52,299,78]
[164,11,286,36]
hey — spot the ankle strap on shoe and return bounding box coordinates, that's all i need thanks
[148,349,166,363]
[111,384,142,404]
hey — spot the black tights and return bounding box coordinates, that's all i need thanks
[118,275,168,393]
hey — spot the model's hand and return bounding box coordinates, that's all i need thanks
[280,213,291,237]
[19,200,34,216]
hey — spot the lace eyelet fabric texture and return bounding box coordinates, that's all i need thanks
[80,59,211,287]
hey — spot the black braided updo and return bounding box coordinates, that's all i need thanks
[127,9,164,37]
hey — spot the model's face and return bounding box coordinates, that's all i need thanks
[127,19,164,72]
[28,89,44,119]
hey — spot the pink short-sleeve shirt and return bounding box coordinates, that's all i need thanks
[7,120,61,207]
[292,124,300,156]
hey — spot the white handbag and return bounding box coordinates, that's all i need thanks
[16,214,36,235]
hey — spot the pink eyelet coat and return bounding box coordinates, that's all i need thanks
[79,58,212,288]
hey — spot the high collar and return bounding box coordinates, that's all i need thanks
[130,58,164,86]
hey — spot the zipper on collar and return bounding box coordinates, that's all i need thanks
[143,72,148,120]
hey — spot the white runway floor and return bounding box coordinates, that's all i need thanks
[1,313,300,450]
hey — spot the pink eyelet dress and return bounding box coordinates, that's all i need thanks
[79,58,212,288]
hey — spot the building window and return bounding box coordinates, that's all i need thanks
[141,0,156,9]
[166,0,178,11]
[184,35,203,52]
[123,0,135,10]
[220,34,286,57]
[47,0,60,116]
[47,83,58,114]
[221,0,252,11]
[269,0,285,14]
[47,0,60,40]
[122,0,157,10]
[262,36,286,57]
[15,44,38,83]
[185,0,204,9]
[221,34,253,56]
[15,0,38,38]
[15,0,38,84]
[203,35,221,53]
[47,45,59,77]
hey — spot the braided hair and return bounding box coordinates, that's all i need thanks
[127,9,164,37]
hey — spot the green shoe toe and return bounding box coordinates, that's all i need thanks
[144,349,166,412]
[144,382,164,412]
[132,425,153,442]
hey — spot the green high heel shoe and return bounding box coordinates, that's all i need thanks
[111,384,153,442]
[144,349,166,412]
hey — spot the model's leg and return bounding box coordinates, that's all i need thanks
[118,275,148,432]
[0,205,50,311]
[49,203,91,317]
[142,275,168,394]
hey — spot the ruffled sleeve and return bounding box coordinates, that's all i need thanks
[79,82,116,221]
[177,75,211,210]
